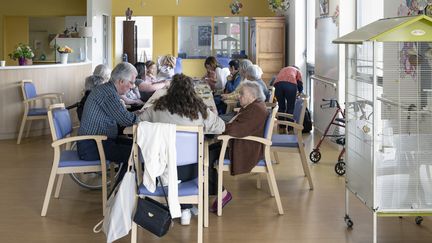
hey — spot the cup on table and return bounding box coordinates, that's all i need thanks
[0,60,5,67]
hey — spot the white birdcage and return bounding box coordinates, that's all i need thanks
[334,15,432,243]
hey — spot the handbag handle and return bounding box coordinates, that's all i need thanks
[157,177,169,208]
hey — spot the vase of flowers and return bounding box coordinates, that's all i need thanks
[229,0,243,15]
[8,43,34,66]
[268,0,290,16]
[57,45,73,64]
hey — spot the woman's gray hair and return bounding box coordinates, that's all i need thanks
[84,64,111,91]
[239,59,253,72]
[245,64,263,81]
[109,62,138,84]
[239,80,266,102]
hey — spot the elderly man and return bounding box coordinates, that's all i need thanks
[77,62,138,165]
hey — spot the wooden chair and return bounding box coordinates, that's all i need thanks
[271,95,314,190]
[41,103,108,216]
[215,104,284,216]
[17,80,63,144]
[268,86,276,103]
[130,123,207,243]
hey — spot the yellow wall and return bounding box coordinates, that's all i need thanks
[112,0,275,75]
[4,17,29,66]
[0,0,86,60]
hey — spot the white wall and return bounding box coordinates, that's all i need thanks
[87,0,112,69]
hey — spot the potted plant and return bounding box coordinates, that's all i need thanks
[8,43,34,66]
[57,45,73,64]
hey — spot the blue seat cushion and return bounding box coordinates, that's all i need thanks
[59,150,107,167]
[271,134,300,148]
[220,159,266,167]
[28,108,47,116]
[138,178,199,197]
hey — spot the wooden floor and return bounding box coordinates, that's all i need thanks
[1,132,432,243]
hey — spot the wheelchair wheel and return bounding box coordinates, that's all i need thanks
[309,150,321,163]
[335,161,346,176]
[69,142,123,190]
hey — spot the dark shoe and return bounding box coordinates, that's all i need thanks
[210,191,232,213]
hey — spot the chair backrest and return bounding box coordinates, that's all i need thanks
[293,95,309,125]
[268,86,276,103]
[21,80,37,100]
[263,104,279,139]
[47,103,73,141]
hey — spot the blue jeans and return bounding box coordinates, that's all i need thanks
[77,137,133,164]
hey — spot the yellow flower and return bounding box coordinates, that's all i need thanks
[57,45,73,54]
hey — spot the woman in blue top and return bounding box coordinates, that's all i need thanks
[224,59,241,93]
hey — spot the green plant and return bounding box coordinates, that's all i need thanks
[8,43,34,60]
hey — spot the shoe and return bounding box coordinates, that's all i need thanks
[190,205,199,216]
[210,191,232,213]
[180,209,191,225]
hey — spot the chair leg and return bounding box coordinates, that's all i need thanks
[204,158,209,227]
[131,222,138,243]
[266,173,275,197]
[217,166,223,217]
[54,174,64,198]
[17,116,27,144]
[198,182,203,243]
[266,163,284,215]
[256,173,262,189]
[273,151,280,164]
[299,146,314,190]
[41,168,58,216]
[25,120,32,138]
[101,166,108,216]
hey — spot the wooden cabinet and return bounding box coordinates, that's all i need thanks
[123,21,137,64]
[249,17,286,84]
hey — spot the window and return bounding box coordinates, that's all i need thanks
[178,17,212,59]
[115,16,153,63]
[178,16,248,59]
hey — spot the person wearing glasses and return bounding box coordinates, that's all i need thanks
[77,62,139,170]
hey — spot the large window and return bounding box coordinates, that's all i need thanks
[178,16,248,59]
[115,16,153,63]
[178,17,212,59]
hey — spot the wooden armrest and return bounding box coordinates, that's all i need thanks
[52,135,107,147]
[217,134,272,146]
[276,120,304,130]
[276,112,294,119]
[233,107,240,112]
[25,94,62,103]
[224,99,237,104]
[39,92,64,98]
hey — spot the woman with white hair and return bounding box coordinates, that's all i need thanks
[244,64,270,101]
[208,81,267,212]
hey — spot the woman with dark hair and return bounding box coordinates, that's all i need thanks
[139,73,225,224]
[203,56,230,91]
[136,61,170,102]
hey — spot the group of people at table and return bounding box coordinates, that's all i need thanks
[73,55,303,224]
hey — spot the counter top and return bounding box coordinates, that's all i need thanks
[0,62,91,70]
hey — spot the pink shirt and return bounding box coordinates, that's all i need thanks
[274,66,302,85]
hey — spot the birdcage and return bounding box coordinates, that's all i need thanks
[334,15,432,243]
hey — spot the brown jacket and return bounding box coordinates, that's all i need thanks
[224,100,268,175]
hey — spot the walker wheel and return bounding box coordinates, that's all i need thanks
[310,150,321,163]
[415,216,423,225]
[335,161,346,176]
[344,215,353,228]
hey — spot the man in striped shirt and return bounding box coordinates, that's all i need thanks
[77,62,138,165]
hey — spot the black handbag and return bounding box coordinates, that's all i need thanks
[133,178,172,237]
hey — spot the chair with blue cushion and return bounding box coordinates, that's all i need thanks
[271,95,314,190]
[215,104,284,216]
[130,124,206,243]
[41,103,108,217]
[17,80,63,144]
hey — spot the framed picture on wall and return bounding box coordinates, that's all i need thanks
[198,26,212,46]
[319,0,329,16]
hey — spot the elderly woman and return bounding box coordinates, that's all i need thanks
[203,56,230,91]
[209,81,268,212]
[157,55,176,81]
[75,64,111,120]
[139,73,225,224]
[135,61,170,103]
[244,64,270,101]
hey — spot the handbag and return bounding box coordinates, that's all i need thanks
[133,177,172,237]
